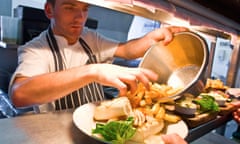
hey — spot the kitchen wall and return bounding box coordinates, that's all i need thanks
[11,0,44,13]
[0,0,12,16]
[10,0,134,42]
[2,0,159,42]
[88,6,133,42]
[0,0,44,17]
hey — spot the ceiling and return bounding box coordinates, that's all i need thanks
[80,0,240,34]
[192,0,240,24]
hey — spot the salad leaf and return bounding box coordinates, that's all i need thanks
[193,95,219,113]
[92,117,136,144]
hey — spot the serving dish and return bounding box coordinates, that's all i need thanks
[175,103,197,116]
[73,103,188,144]
[174,93,197,115]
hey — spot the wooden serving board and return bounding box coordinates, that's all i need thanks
[181,112,218,129]
[219,102,238,116]
[178,102,237,128]
[170,104,219,129]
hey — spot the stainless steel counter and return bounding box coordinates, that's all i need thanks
[0,110,102,144]
[0,109,233,144]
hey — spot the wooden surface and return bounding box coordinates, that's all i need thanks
[173,101,237,129]
[219,102,238,116]
[182,112,218,128]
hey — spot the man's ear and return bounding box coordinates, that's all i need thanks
[44,3,54,19]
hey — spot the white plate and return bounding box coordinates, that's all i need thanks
[73,103,188,143]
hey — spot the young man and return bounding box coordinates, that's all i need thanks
[9,1,188,143]
[9,0,186,112]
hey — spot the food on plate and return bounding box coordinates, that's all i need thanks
[163,113,181,123]
[176,99,197,109]
[94,97,132,121]
[202,78,232,106]
[126,82,182,108]
[193,95,219,113]
[92,82,182,144]
[125,82,181,124]
[175,103,197,116]
[226,88,240,99]
[130,116,164,142]
[204,78,228,91]
[175,91,224,116]
[92,117,136,144]
[200,91,228,106]
[175,93,198,115]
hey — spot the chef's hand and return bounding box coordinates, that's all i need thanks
[232,101,240,125]
[233,108,240,125]
[92,64,158,96]
[161,133,188,144]
[145,26,188,46]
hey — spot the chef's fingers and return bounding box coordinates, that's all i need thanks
[109,75,139,96]
[118,68,158,93]
[119,75,139,95]
[168,26,189,33]
[162,26,189,45]
[109,78,128,96]
[233,111,240,124]
[161,133,187,144]
[135,68,158,90]
[124,68,158,92]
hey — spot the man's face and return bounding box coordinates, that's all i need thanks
[46,0,89,43]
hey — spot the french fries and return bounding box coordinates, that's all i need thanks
[126,82,182,107]
[151,103,160,115]
[125,82,182,124]
[164,113,181,123]
[155,106,166,121]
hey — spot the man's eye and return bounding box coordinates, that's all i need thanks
[66,7,73,10]
[64,6,74,10]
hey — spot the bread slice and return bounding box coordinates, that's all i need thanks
[130,117,164,143]
[94,97,132,120]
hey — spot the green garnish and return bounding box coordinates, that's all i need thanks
[92,117,136,144]
[193,95,219,113]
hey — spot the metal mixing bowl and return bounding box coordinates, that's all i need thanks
[139,31,209,99]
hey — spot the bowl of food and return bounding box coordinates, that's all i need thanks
[139,31,209,99]
[174,93,198,116]
[200,92,227,106]
[175,100,198,116]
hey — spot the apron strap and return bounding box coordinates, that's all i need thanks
[79,38,97,63]
[46,27,104,111]
[46,27,64,71]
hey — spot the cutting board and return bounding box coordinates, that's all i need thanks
[169,104,219,129]
[219,102,238,116]
[181,112,218,129]
[168,100,239,129]
[181,102,237,128]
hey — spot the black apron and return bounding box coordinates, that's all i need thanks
[46,27,104,110]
